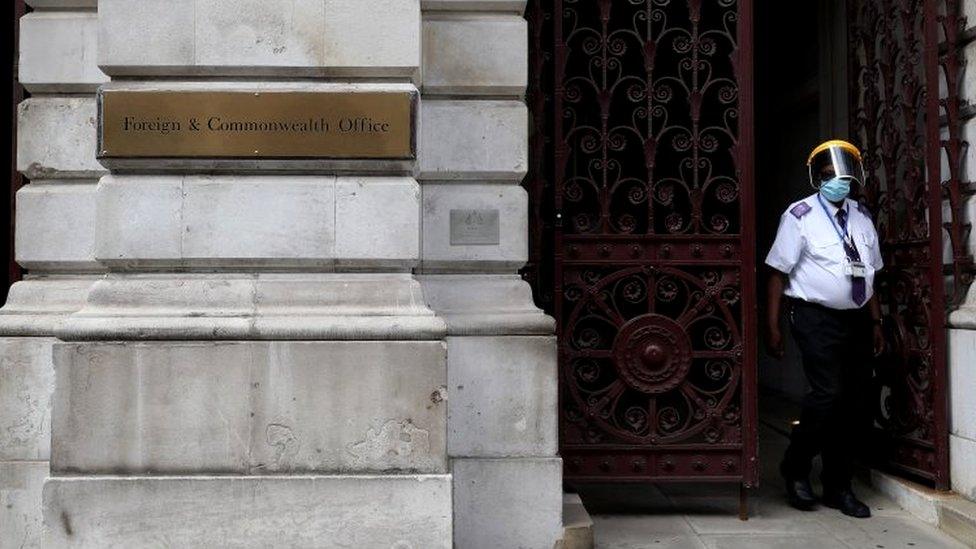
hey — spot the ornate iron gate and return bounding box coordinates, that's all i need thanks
[525,0,758,491]
[848,0,972,490]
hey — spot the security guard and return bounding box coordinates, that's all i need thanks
[764,139,885,518]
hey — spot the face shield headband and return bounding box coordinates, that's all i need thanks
[807,144,865,190]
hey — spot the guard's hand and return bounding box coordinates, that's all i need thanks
[766,326,785,359]
[872,325,885,357]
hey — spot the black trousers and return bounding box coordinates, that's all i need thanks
[781,297,874,492]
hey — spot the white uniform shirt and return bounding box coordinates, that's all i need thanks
[765,192,883,310]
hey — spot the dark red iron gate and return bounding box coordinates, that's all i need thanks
[525,0,758,491]
[848,0,972,489]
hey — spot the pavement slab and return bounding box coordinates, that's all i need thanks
[581,422,965,549]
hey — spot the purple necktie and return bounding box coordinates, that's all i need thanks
[836,209,866,306]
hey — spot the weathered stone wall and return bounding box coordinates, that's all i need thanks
[1,2,106,547]
[8,1,562,546]
[28,0,458,547]
[418,1,563,546]
[4,0,563,547]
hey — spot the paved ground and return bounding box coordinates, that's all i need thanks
[575,423,966,548]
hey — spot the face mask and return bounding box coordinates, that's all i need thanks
[819,176,850,203]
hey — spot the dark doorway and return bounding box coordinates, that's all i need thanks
[754,1,838,418]
[734,0,960,490]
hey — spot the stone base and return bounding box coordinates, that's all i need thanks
[58,273,445,341]
[0,276,98,336]
[452,457,562,549]
[0,461,47,549]
[52,340,447,475]
[561,493,594,549]
[0,338,55,549]
[869,469,951,525]
[0,275,96,549]
[938,497,976,547]
[0,338,55,462]
[418,274,553,336]
[948,328,976,502]
[447,335,557,457]
[870,469,976,547]
[43,475,452,548]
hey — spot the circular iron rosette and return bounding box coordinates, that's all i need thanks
[561,266,743,445]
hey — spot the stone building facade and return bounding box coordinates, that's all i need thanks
[2,0,562,547]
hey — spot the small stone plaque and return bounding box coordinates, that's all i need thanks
[450,209,500,245]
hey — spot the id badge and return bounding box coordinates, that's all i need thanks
[844,261,867,277]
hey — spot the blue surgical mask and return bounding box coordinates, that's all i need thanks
[819,176,850,203]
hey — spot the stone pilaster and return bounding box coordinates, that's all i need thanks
[2,2,106,547]
[949,283,976,501]
[946,34,976,502]
[40,1,452,547]
[418,1,563,547]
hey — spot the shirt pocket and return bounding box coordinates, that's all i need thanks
[807,233,842,259]
[854,227,879,256]
[855,227,878,247]
[853,227,881,266]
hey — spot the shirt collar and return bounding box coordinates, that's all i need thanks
[816,193,848,217]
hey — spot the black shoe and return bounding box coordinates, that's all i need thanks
[784,478,818,510]
[822,489,871,518]
[780,461,817,511]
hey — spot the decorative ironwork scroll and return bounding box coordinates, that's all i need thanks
[849,0,973,489]
[525,0,757,485]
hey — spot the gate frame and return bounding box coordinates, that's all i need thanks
[847,0,971,490]
[526,0,971,505]
[527,0,759,513]
[922,0,950,491]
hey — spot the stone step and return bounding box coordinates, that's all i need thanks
[870,469,976,547]
[561,492,594,549]
[939,498,976,547]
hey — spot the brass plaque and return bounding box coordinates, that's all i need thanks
[98,90,416,159]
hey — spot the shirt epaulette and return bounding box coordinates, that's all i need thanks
[856,202,872,219]
[790,202,812,219]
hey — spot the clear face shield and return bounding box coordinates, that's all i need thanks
[807,145,865,190]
